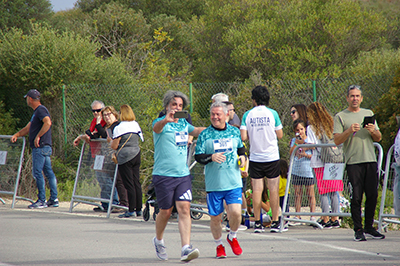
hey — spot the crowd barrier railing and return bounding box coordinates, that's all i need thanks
[378,144,400,232]
[187,140,208,219]
[280,142,383,232]
[0,135,34,208]
[69,139,124,218]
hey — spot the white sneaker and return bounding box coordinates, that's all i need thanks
[152,237,168,260]
[181,246,200,262]
[238,224,248,231]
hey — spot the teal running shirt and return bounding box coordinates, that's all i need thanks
[152,116,194,177]
[195,123,243,192]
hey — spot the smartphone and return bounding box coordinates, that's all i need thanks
[363,115,375,128]
[174,110,188,119]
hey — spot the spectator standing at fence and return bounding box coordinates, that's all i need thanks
[111,104,144,218]
[151,90,204,262]
[240,85,284,233]
[73,100,119,212]
[333,85,385,241]
[11,89,58,209]
[100,106,128,213]
[307,102,343,229]
[289,119,316,224]
[195,102,246,258]
[290,104,308,125]
[212,93,241,126]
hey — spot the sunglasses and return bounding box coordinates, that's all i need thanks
[290,110,296,115]
[228,109,235,112]
[92,108,102,113]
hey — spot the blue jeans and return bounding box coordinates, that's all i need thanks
[32,146,58,202]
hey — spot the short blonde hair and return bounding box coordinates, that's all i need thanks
[119,104,136,121]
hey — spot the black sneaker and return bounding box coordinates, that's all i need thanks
[28,200,47,209]
[354,229,366,241]
[254,223,264,233]
[328,220,340,229]
[364,228,385,240]
[270,221,288,233]
[46,198,59,207]
[93,207,106,212]
[319,220,332,229]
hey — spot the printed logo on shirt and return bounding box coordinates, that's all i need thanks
[249,117,270,127]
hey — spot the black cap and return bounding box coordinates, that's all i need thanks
[24,89,41,99]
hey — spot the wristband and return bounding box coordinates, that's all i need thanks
[294,143,298,146]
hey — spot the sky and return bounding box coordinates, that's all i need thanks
[49,0,78,12]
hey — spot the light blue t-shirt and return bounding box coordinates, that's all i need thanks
[152,116,194,177]
[290,137,313,178]
[195,124,243,192]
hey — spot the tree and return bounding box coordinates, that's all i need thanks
[0,101,17,135]
[0,22,132,129]
[373,68,400,154]
[0,0,53,33]
[75,0,205,22]
[190,0,390,82]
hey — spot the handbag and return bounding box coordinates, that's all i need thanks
[319,133,343,163]
[111,133,132,164]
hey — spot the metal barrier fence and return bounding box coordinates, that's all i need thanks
[69,139,125,218]
[280,142,383,232]
[378,144,400,232]
[0,135,33,208]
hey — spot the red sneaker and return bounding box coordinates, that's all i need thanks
[226,235,242,255]
[216,244,227,259]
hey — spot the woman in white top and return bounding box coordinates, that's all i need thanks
[111,104,144,218]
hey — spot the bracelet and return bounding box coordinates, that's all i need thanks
[294,143,298,146]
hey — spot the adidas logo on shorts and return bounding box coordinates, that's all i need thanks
[179,189,192,200]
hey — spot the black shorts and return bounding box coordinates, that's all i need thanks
[249,160,280,179]
[291,174,316,186]
[152,175,192,210]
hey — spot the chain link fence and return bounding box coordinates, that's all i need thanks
[8,75,394,198]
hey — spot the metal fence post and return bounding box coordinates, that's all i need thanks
[312,80,316,102]
[62,85,67,157]
[189,83,193,114]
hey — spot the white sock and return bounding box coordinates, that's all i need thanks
[228,230,237,240]
[182,244,190,252]
[155,238,164,245]
[214,237,223,247]
[155,237,164,246]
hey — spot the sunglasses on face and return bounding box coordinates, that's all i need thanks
[92,108,102,113]
[290,110,296,115]
[229,109,235,112]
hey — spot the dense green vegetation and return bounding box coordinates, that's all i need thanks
[1,0,399,201]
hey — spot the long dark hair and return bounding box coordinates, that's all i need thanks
[291,103,308,125]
